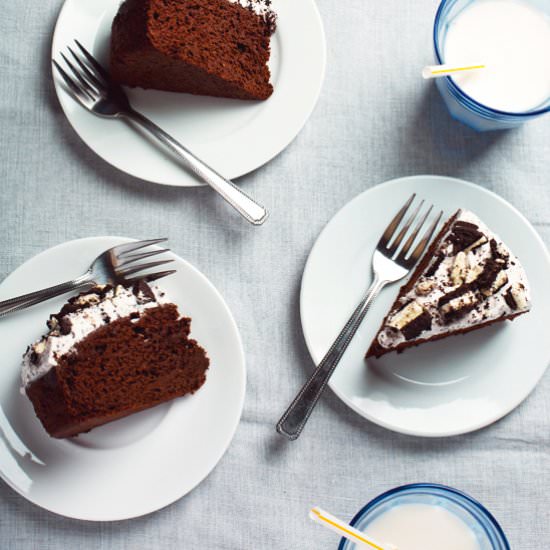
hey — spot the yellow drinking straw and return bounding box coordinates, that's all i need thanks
[309,507,398,550]
[422,63,486,79]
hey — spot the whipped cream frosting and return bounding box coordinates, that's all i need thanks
[228,0,277,31]
[21,284,168,390]
[376,210,531,350]
[229,0,273,16]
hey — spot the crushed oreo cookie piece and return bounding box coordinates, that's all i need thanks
[47,315,59,331]
[504,288,517,310]
[438,285,468,308]
[59,317,72,336]
[476,259,503,290]
[489,238,509,264]
[57,302,82,318]
[447,221,485,253]
[55,286,112,319]
[241,0,277,35]
[96,285,114,299]
[25,345,40,366]
[401,310,432,340]
[440,291,478,322]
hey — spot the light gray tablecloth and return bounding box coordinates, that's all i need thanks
[1,1,550,548]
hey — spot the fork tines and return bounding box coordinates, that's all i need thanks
[113,238,175,285]
[53,40,108,103]
[378,194,443,268]
[124,269,177,286]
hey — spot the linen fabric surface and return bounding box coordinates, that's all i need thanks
[1,0,549,548]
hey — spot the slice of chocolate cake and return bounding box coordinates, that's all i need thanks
[110,0,277,100]
[367,210,531,359]
[22,283,209,438]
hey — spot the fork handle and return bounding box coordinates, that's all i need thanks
[0,274,94,318]
[276,275,387,440]
[122,110,269,226]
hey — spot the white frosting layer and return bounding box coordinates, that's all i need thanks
[21,285,168,390]
[377,210,531,349]
[227,0,276,20]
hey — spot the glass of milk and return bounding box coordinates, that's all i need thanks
[338,484,509,550]
[433,0,550,131]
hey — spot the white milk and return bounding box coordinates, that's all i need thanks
[443,0,550,112]
[365,503,481,550]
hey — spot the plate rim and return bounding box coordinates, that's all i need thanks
[300,174,550,437]
[50,0,327,187]
[0,236,246,521]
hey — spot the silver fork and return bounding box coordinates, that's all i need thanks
[276,195,443,440]
[53,40,268,226]
[0,238,175,318]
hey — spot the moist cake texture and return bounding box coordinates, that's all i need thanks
[367,209,531,358]
[110,0,277,100]
[22,283,209,438]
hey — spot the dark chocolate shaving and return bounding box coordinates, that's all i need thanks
[425,254,444,277]
[504,289,518,310]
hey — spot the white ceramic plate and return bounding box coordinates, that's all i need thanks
[51,0,326,187]
[0,237,245,520]
[301,176,550,437]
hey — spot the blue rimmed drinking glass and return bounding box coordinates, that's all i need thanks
[433,0,550,131]
[338,483,510,550]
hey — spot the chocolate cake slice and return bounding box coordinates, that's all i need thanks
[22,283,209,438]
[367,210,531,359]
[110,0,277,100]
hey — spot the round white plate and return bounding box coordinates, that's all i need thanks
[51,0,326,187]
[0,237,245,520]
[301,176,550,437]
